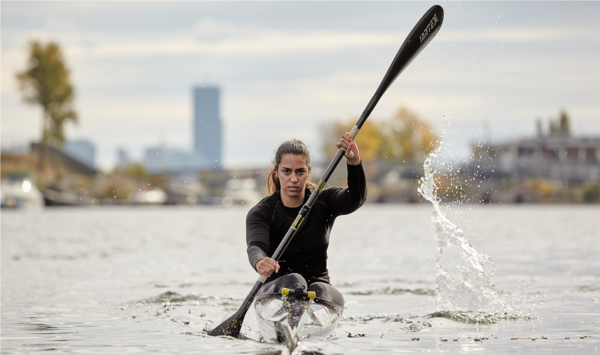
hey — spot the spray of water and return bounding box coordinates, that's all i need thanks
[418,142,515,323]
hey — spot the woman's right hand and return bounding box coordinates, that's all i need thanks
[336,133,361,165]
[256,257,280,278]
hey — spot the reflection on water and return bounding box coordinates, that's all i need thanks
[2,205,599,354]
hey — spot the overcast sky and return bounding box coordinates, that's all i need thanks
[2,1,599,171]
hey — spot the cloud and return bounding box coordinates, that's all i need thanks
[6,20,596,62]
[79,26,595,59]
[191,18,255,39]
[2,2,598,170]
[440,27,596,43]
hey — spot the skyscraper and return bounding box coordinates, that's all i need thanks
[193,86,222,169]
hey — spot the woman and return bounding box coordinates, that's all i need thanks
[246,133,367,306]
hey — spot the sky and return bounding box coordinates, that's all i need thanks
[2,1,599,171]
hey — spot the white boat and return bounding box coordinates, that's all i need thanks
[254,285,344,350]
[1,178,44,209]
[130,187,168,205]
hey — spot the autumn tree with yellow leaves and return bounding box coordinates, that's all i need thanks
[321,106,438,202]
[323,106,439,169]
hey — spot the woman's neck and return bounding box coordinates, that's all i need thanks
[280,188,305,208]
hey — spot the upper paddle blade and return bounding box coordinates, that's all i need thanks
[381,5,444,95]
[356,5,444,129]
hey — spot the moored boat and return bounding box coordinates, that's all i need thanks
[1,177,44,209]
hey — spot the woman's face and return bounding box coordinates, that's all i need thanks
[277,154,310,199]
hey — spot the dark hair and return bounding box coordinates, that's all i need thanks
[267,139,316,194]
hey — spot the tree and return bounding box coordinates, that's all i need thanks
[322,106,439,165]
[16,41,78,147]
[322,119,383,164]
[379,107,439,163]
[321,106,439,188]
[549,109,570,136]
[559,110,570,135]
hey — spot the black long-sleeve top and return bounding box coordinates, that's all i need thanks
[246,163,367,285]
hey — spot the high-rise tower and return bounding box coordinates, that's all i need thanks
[193,86,222,168]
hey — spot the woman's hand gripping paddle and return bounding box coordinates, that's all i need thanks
[209,5,444,338]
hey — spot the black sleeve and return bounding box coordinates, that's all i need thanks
[321,161,367,216]
[246,205,270,270]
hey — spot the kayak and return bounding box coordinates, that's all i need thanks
[254,284,344,349]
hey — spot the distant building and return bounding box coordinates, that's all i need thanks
[140,85,223,174]
[144,145,208,174]
[477,128,599,184]
[117,147,129,168]
[1,143,29,155]
[63,139,95,168]
[193,86,222,169]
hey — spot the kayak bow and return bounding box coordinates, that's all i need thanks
[254,284,344,350]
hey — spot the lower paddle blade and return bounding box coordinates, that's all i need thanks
[208,279,264,338]
[208,310,246,337]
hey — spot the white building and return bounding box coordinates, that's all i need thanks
[487,133,599,184]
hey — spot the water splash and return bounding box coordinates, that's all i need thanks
[418,143,513,323]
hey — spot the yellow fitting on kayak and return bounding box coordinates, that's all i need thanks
[281,288,289,295]
[308,291,316,299]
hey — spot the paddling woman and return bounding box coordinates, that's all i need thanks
[246,133,367,305]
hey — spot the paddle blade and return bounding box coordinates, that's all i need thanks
[357,5,444,128]
[208,280,263,338]
[380,5,444,96]
[208,309,247,337]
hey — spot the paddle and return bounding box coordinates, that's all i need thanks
[209,5,444,338]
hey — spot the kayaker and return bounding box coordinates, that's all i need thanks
[246,133,367,305]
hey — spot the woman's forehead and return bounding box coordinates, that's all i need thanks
[279,154,309,167]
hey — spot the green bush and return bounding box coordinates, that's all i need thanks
[583,184,600,204]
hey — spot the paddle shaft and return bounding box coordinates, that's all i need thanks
[208,5,444,338]
[271,0,446,260]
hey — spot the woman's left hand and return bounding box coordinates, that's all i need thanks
[336,133,361,165]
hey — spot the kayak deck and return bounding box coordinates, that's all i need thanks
[254,292,344,349]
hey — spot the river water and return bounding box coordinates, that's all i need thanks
[2,203,599,354]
